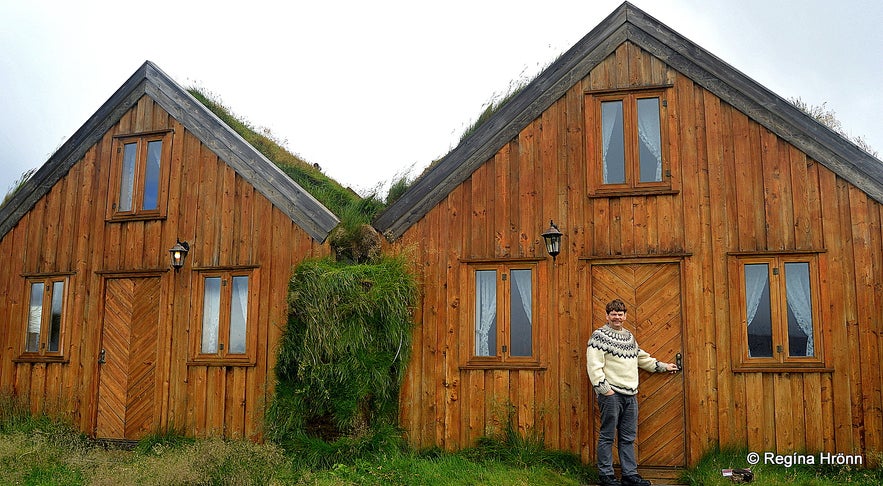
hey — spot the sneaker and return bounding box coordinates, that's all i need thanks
[621,474,651,486]
[598,475,621,486]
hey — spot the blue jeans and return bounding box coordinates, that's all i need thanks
[596,392,639,476]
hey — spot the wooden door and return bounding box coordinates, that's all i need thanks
[95,277,161,440]
[591,262,686,468]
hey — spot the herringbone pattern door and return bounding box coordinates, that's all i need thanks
[96,277,160,440]
[591,263,686,468]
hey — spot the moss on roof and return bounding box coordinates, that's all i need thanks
[188,88,383,221]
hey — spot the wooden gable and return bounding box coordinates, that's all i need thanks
[0,62,338,441]
[377,2,883,474]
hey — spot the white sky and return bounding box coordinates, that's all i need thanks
[2,0,881,200]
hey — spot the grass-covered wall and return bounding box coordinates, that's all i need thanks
[266,255,417,461]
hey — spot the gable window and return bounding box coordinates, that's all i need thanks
[470,263,537,366]
[21,276,68,360]
[190,269,256,365]
[108,131,171,219]
[733,255,824,369]
[588,89,672,194]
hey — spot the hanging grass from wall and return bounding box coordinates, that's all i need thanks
[266,255,417,458]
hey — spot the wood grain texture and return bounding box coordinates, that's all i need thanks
[385,40,883,468]
[0,97,329,440]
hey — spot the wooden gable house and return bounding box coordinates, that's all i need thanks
[0,61,339,441]
[374,2,883,472]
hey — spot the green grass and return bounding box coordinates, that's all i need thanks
[682,447,883,486]
[3,398,882,486]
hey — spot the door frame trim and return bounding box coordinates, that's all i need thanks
[92,274,165,439]
[586,260,689,468]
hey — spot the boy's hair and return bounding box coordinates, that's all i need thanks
[606,299,627,314]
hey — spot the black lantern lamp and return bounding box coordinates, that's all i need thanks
[169,240,190,271]
[541,220,563,260]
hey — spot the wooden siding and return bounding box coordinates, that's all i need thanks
[390,42,883,465]
[0,96,328,439]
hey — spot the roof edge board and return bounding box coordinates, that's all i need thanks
[142,73,339,241]
[623,17,883,203]
[0,72,150,239]
[374,11,634,239]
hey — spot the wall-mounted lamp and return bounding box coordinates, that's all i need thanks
[541,220,563,260]
[169,240,190,271]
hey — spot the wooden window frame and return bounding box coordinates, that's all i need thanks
[465,262,540,369]
[188,268,258,366]
[730,254,826,371]
[586,87,674,196]
[17,275,70,363]
[106,130,172,221]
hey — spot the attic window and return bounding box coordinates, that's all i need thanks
[107,131,172,220]
[586,89,674,195]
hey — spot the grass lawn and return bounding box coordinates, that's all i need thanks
[2,417,882,485]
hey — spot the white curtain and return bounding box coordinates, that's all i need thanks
[637,98,663,181]
[229,276,249,354]
[510,270,533,356]
[512,270,532,329]
[475,271,497,356]
[201,277,221,353]
[27,283,44,352]
[785,263,814,356]
[601,101,620,184]
[118,143,137,211]
[744,264,768,329]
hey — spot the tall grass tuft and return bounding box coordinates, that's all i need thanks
[1,167,36,207]
[266,255,417,462]
[459,404,596,484]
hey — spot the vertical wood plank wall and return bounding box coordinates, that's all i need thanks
[391,42,883,464]
[0,96,328,439]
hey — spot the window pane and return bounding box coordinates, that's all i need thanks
[48,281,64,353]
[118,142,137,212]
[637,97,662,182]
[229,276,248,354]
[601,101,625,184]
[142,140,162,210]
[475,270,497,356]
[745,264,773,358]
[201,277,221,353]
[509,269,532,357]
[784,262,814,357]
[27,283,44,353]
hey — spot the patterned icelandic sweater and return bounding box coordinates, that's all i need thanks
[586,324,669,396]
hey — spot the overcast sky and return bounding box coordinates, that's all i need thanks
[2,0,881,200]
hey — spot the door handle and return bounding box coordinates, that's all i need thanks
[675,352,682,372]
[98,349,106,364]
